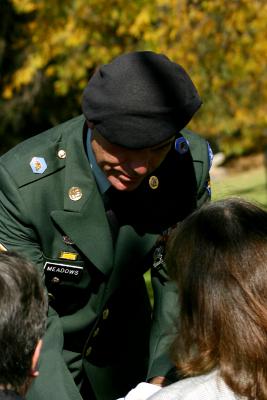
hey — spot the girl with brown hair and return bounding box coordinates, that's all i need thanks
[148,197,267,400]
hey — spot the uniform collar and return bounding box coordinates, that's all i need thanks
[86,128,110,194]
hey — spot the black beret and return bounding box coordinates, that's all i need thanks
[82,51,202,149]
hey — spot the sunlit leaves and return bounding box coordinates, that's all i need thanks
[1,0,267,155]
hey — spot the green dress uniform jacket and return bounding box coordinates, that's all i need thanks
[0,115,211,400]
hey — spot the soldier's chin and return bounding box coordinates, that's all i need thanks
[108,176,143,191]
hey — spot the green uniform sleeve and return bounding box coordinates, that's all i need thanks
[0,162,82,400]
[195,141,211,208]
[0,162,43,268]
[147,136,212,381]
[28,308,83,400]
[182,129,212,208]
[147,262,178,381]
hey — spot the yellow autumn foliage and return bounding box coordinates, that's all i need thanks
[1,0,267,155]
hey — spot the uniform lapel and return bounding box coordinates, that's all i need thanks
[51,124,114,276]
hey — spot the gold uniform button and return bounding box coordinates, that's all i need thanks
[102,309,109,320]
[68,187,83,201]
[57,149,66,159]
[86,346,92,357]
[93,327,100,337]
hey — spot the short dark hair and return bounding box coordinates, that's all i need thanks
[0,252,47,392]
[167,198,267,399]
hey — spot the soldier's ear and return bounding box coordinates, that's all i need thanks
[30,339,43,378]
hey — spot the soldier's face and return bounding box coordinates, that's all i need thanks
[91,130,173,191]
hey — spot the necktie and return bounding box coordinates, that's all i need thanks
[103,189,120,245]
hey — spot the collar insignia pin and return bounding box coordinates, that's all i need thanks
[149,176,159,190]
[69,186,83,201]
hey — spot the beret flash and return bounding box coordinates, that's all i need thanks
[82,51,202,149]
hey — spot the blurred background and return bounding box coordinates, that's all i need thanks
[1,0,266,206]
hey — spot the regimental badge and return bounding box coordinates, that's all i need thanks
[68,186,83,201]
[0,243,7,252]
[149,175,159,190]
[30,157,47,174]
[175,137,190,154]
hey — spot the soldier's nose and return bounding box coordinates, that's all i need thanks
[129,160,149,176]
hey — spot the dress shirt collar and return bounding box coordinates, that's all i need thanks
[86,129,111,194]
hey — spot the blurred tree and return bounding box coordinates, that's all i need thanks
[1,0,267,157]
[143,0,267,156]
[0,0,151,151]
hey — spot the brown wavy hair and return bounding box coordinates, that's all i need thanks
[167,197,267,399]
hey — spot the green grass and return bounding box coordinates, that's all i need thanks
[211,165,267,207]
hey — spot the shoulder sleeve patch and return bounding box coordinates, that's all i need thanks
[174,137,190,154]
[207,142,214,170]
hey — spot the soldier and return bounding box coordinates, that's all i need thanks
[0,51,212,400]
